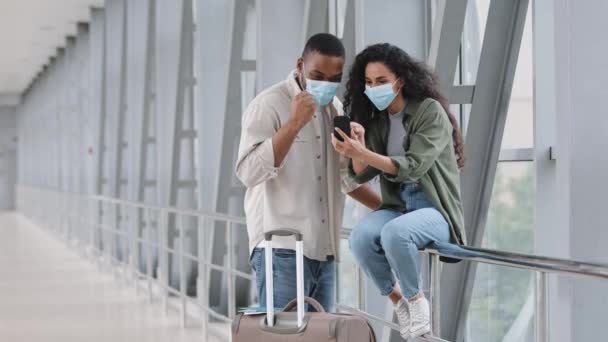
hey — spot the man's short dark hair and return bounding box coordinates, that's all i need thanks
[302,33,345,58]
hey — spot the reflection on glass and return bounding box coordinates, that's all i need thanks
[462,0,491,85]
[467,162,535,341]
[502,6,533,149]
[460,0,533,149]
[336,0,349,38]
[337,239,358,308]
[339,178,379,308]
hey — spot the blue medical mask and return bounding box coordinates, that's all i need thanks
[305,79,340,106]
[364,81,399,111]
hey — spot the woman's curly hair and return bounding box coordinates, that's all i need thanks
[343,43,465,168]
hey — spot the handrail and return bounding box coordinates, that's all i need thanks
[90,194,248,225]
[29,184,608,281]
[341,227,608,280]
[428,245,608,280]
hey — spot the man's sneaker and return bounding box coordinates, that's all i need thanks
[394,298,411,339]
[408,296,431,338]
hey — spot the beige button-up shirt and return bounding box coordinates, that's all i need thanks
[235,71,360,261]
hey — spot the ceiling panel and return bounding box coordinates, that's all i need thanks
[0,0,104,95]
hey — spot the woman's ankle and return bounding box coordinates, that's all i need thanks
[388,288,403,304]
[407,291,425,302]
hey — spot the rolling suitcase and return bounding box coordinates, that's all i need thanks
[231,229,376,341]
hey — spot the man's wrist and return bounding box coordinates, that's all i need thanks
[285,119,303,134]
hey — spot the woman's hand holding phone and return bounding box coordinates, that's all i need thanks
[331,127,367,160]
[350,122,365,146]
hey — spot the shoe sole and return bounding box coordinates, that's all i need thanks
[410,323,431,338]
[400,332,411,340]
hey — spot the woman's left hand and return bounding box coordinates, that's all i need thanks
[331,127,368,160]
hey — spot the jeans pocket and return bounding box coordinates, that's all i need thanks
[402,182,433,211]
[273,249,296,259]
[400,183,418,202]
[250,248,262,272]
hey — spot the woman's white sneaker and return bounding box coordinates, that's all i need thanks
[408,296,431,338]
[394,298,411,339]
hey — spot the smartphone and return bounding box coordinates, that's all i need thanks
[333,116,351,142]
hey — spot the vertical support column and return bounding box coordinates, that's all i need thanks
[535,272,548,342]
[177,214,187,327]
[427,0,468,97]
[116,0,130,263]
[90,7,107,255]
[430,254,442,337]
[226,221,236,319]
[103,0,129,261]
[156,0,198,291]
[159,208,169,313]
[145,208,154,302]
[195,0,235,324]
[440,1,529,340]
[256,0,307,89]
[76,23,91,198]
[355,266,365,311]
[197,0,251,314]
[301,0,329,44]
[127,0,157,276]
[534,1,571,341]
[197,216,209,342]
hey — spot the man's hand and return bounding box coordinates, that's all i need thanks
[271,91,316,167]
[288,91,317,131]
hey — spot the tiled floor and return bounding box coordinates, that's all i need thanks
[0,212,220,342]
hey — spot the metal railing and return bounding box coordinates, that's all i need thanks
[16,185,608,342]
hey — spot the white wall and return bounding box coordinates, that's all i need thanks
[539,0,608,340]
[561,1,608,340]
[0,106,17,210]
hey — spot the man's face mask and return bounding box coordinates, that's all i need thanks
[302,67,340,106]
[364,80,399,111]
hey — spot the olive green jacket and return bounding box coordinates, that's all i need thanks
[349,98,466,246]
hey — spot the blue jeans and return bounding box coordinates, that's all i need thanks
[349,182,450,299]
[250,248,336,312]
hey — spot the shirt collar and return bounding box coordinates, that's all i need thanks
[404,98,422,116]
[286,69,303,99]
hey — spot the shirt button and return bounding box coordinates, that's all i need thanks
[316,135,321,139]
[321,219,326,224]
[317,176,322,181]
[319,197,323,202]
[316,155,321,159]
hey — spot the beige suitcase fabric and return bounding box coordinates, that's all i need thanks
[232,297,376,342]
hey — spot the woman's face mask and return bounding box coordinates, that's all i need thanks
[364,80,399,111]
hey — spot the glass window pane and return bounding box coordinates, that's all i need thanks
[483,162,535,253]
[342,179,378,229]
[467,161,536,341]
[337,0,348,39]
[461,0,491,85]
[502,6,533,149]
[461,1,533,148]
[337,239,358,308]
[242,2,257,60]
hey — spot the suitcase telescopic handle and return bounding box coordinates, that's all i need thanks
[264,229,303,241]
[263,229,305,329]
